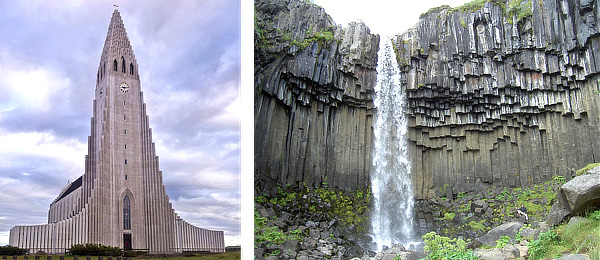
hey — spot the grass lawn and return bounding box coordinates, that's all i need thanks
[0,252,241,260]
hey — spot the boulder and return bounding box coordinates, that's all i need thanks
[556,254,591,260]
[557,172,600,216]
[566,216,589,228]
[473,244,520,260]
[533,222,550,240]
[476,222,524,247]
[547,202,571,226]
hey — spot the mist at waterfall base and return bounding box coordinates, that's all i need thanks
[371,37,418,252]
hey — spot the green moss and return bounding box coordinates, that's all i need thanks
[460,18,467,28]
[418,0,532,24]
[443,212,456,221]
[576,163,600,176]
[454,0,506,13]
[420,5,451,19]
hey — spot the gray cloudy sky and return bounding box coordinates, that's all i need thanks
[0,1,240,246]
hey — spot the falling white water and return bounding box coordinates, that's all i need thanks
[371,37,414,251]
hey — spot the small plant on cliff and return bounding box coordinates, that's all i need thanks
[421,232,477,260]
[507,0,533,23]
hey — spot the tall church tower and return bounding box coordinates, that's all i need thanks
[86,9,177,252]
[9,9,225,254]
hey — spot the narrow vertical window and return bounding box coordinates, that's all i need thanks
[130,63,134,75]
[124,144,127,150]
[113,59,118,71]
[123,195,131,230]
[124,129,127,135]
[125,175,128,180]
[124,159,127,165]
[121,57,126,73]
[123,100,126,106]
[124,115,126,121]
[103,62,106,76]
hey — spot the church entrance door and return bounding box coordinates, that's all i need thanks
[123,234,132,250]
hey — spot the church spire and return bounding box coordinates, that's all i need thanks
[99,9,138,78]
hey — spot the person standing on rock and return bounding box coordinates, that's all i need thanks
[517,204,528,222]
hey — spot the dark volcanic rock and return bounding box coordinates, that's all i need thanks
[394,0,600,199]
[255,0,379,190]
[547,201,571,226]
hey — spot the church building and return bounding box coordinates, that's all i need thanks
[9,9,225,254]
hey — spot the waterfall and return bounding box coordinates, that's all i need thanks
[371,37,414,251]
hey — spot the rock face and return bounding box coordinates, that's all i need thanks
[394,0,600,198]
[254,0,379,190]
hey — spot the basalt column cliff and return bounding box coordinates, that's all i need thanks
[254,0,379,190]
[394,0,600,198]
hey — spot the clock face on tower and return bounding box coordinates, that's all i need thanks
[120,82,129,93]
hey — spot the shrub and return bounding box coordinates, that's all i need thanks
[70,243,122,256]
[0,245,28,255]
[528,230,560,260]
[421,232,478,260]
[589,210,600,221]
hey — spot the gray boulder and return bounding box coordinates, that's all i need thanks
[473,244,520,260]
[476,222,524,247]
[558,172,600,216]
[547,203,571,226]
[555,254,591,260]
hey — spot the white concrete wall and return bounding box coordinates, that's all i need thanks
[175,218,225,253]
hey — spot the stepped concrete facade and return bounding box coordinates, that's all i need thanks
[9,10,225,254]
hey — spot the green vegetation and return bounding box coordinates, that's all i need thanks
[454,0,506,13]
[575,162,600,176]
[496,235,511,249]
[460,18,467,28]
[419,0,533,24]
[421,232,478,260]
[443,212,456,221]
[69,244,122,256]
[468,220,486,231]
[0,245,27,255]
[420,5,451,19]
[506,0,533,23]
[528,210,600,259]
[255,180,372,247]
[254,210,304,248]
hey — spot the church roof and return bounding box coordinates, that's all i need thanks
[53,175,82,204]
